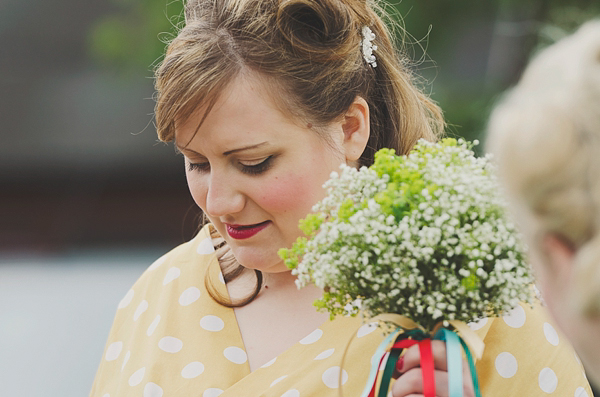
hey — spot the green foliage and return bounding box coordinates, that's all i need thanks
[278,236,307,270]
[337,199,358,222]
[299,213,325,235]
[88,0,185,73]
[87,0,599,139]
[461,273,480,291]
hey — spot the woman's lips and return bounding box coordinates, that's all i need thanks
[225,221,271,240]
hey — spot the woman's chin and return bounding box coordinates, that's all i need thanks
[230,248,288,273]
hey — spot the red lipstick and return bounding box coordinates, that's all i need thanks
[225,221,270,240]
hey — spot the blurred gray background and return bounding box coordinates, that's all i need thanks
[0,0,597,396]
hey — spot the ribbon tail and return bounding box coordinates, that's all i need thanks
[377,346,402,397]
[358,328,403,397]
[418,339,436,397]
[459,337,482,397]
[435,328,483,397]
[439,329,463,397]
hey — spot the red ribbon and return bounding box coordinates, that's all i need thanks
[367,338,436,397]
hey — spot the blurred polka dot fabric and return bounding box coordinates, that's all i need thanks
[90,225,592,397]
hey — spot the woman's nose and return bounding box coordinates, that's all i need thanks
[204,173,245,218]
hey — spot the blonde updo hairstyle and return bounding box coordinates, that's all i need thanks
[154,0,444,305]
[487,20,600,317]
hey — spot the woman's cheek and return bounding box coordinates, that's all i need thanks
[186,171,207,210]
[257,172,325,214]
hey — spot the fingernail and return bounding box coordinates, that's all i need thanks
[396,356,404,372]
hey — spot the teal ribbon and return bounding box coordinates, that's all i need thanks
[434,329,463,397]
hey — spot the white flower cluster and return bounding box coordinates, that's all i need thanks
[291,139,533,331]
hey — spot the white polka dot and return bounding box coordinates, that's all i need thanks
[181,362,205,379]
[158,336,183,353]
[105,341,123,361]
[128,367,146,386]
[197,238,214,254]
[357,322,378,338]
[322,366,348,389]
[224,346,247,364]
[468,317,488,331]
[133,300,149,321]
[143,382,163,397]
[574,352,582,365]
[163,267,181,285]
[102,394,110,397]
[179,287,201,306]
[118,289,134,309]
[280,390,300,397]
[543,323,559,346]
[218,272,225,284]
[148,254,167,271]
[121,350,130,371]
[270,375,288,387]
[147,315,161,336]
[314,348,335,360]
[261,357,277,368]
[299,329,323,345]
[200,315,225,332]
[495,352,518,378]
[539,367,558,393]
[575,386,589,397]
[503,305,526,328]
[203,388,224,397]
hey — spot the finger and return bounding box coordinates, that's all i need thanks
[462,362,475,397]
[397,340,448,374]
[391,368,448,397]
[391,368,475,397]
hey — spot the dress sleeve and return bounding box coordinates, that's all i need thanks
[475,301,592,396]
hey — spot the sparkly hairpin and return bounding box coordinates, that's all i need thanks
[361,26,377,68]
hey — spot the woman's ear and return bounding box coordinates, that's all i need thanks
[341,96,370,163]
[542,234,576,278]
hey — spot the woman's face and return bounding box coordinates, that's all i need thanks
[175,75,349,273]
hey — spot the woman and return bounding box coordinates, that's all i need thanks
[487,20,600,388]
[90,1,592,396]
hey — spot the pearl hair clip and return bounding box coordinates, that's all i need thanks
[361,26,377,68]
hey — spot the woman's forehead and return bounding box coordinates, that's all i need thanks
[174,73,314,150]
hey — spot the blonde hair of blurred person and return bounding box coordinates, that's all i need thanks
[487,20,600,385]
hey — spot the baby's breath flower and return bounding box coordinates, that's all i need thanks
[280,138,533,331]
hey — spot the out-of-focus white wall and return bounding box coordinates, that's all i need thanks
[0,254,157,397]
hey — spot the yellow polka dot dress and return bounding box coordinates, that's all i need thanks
[90,225,593,397]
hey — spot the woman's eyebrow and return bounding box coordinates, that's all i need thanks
[175,142,269,156]
[223,142,269,155]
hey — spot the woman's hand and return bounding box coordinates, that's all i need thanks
[391,340,474,397]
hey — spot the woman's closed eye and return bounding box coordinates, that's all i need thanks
[239,156,274,175]
[187,161,210,173]
[187,156,274,175]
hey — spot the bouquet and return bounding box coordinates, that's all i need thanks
[279,138,533,397]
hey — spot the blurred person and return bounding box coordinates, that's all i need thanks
[90,1,592,396]
[487,20,600,388]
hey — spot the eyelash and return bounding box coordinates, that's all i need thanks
[187,156,274,175]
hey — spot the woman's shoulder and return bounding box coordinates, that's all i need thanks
[90,223,231,396]
[104,223,221,345]
[127,224,217,294]
[473,301,593,396]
